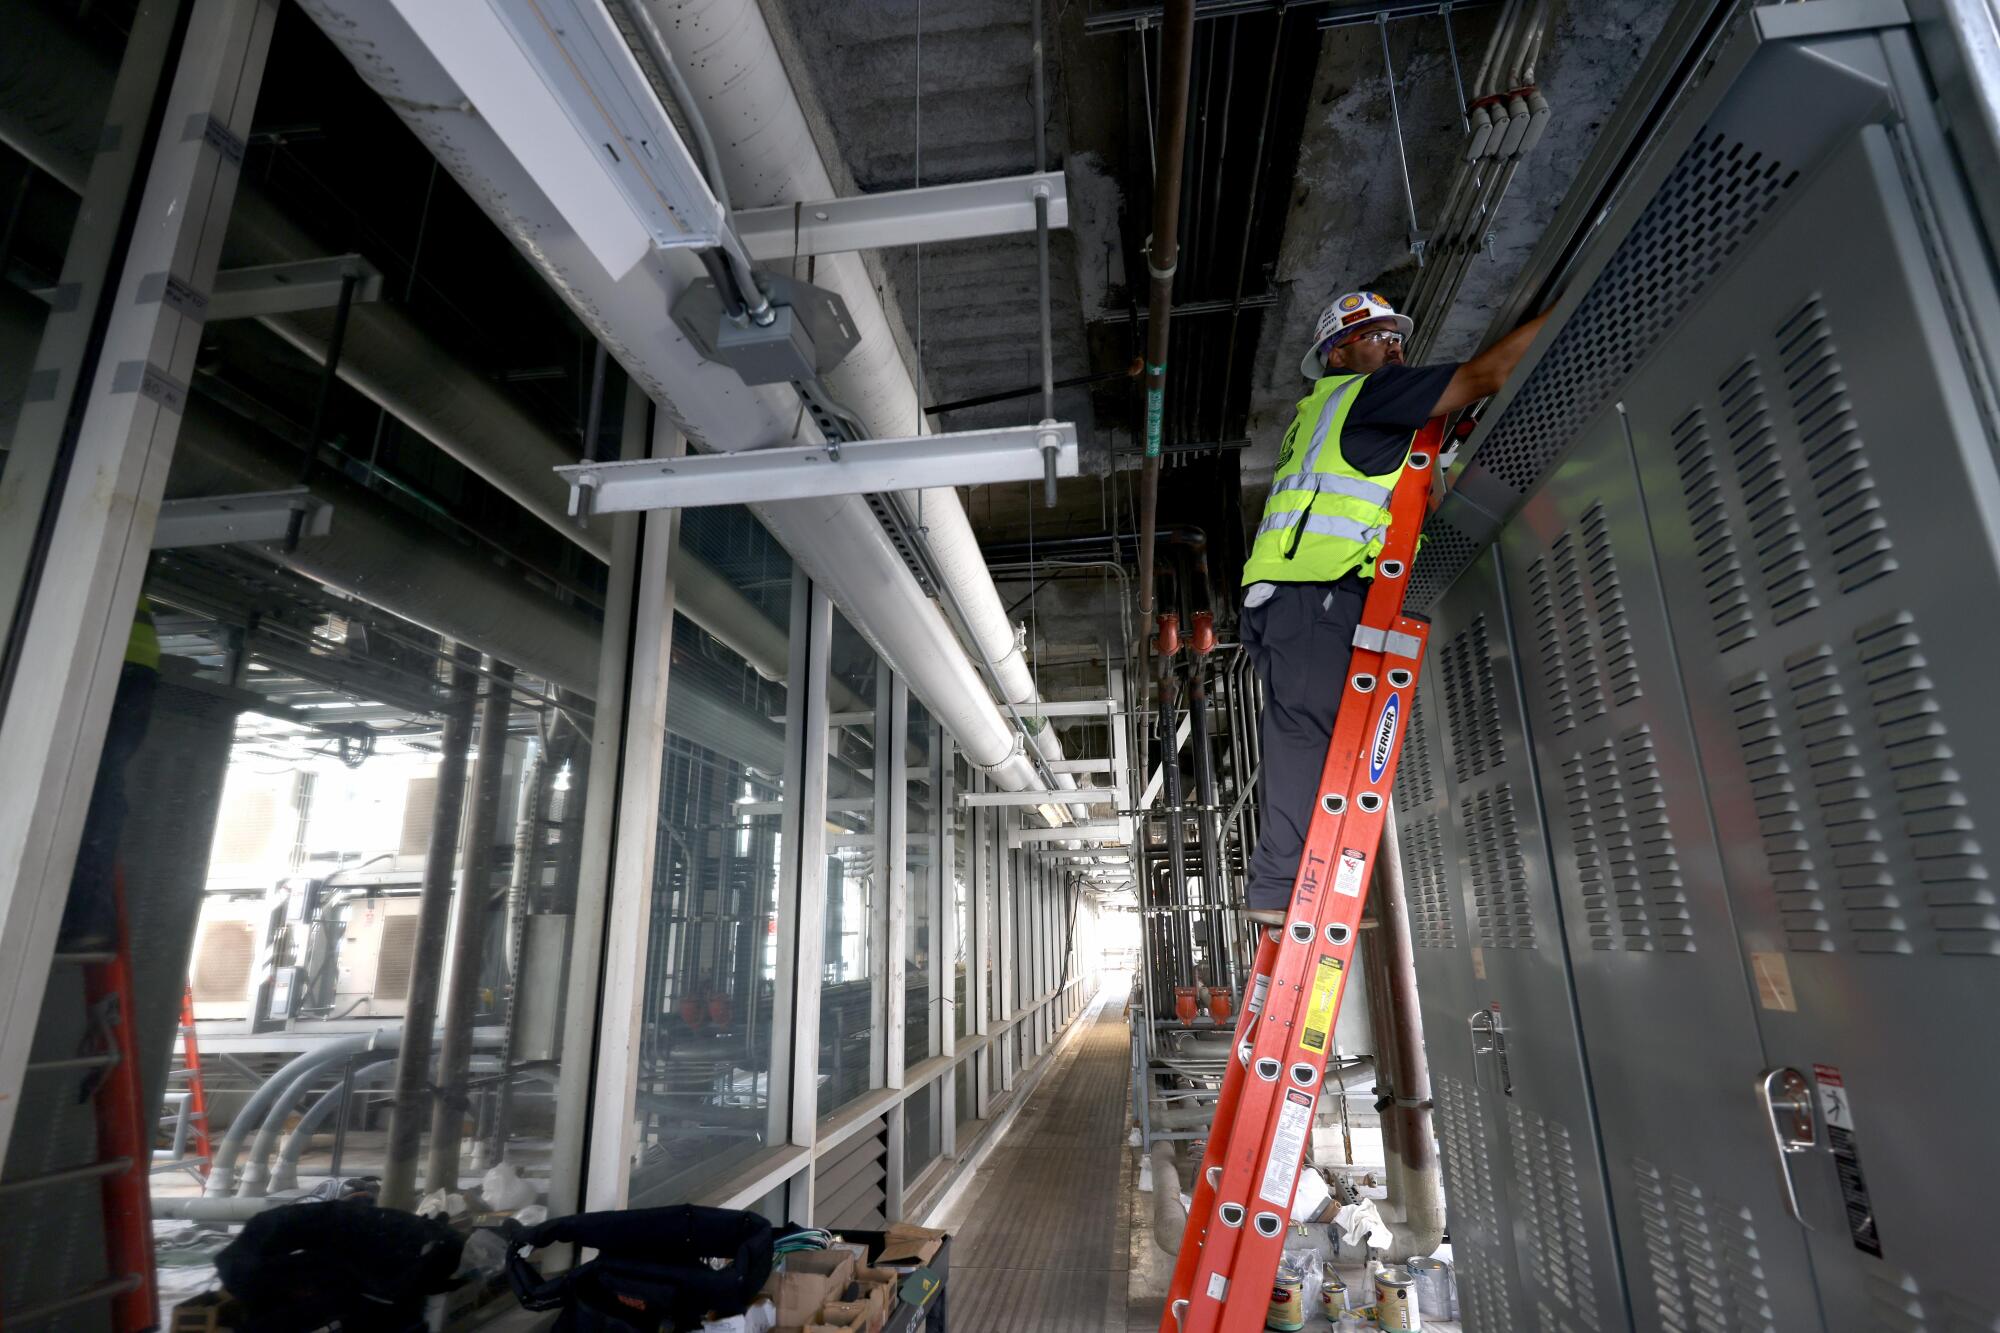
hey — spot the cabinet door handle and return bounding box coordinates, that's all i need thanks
[1758,1066,1817,1230]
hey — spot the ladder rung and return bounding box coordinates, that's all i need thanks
[25,1052,119,1074]
[0,1157,134,1196]
[5,1274,143,1324]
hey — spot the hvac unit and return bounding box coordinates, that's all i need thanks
[333,896,424,1017]
[189,914,260,1021]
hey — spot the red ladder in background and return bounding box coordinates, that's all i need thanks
[1161,423,1441,1333]
[169,984,214,1178]
[4,869,160,1331]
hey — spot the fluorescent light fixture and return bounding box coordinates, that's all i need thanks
[389,0,727,279]
[558,422,1080,516]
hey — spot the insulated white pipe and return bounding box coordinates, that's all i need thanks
[290,0,1049,790]
[647,0,1080,786]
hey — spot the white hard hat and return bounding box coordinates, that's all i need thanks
[1301,290,1415,380]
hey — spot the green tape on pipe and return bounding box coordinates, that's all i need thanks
[1145,385,1164,458]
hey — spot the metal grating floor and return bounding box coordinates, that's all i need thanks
[944,989,1134,1332]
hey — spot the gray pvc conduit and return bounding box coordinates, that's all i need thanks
[205,1029,399,1196]
[241,1040,398,1197]
[269,1058,396,1193]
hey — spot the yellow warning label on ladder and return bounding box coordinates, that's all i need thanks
[1298,957,1344,1055]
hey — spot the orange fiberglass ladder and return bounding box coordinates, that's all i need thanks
[1160,421,1441,1333]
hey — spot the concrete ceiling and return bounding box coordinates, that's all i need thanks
[1237,1,1670,498]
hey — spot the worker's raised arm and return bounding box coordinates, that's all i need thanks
[1430,309,1553,417]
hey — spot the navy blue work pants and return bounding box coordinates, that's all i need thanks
[1239,577,1366,911]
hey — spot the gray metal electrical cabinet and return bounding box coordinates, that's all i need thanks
[1408,5,2000,1330]
[1405,552,1631,1333]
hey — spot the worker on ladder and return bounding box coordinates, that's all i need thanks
[1239,292,1547,925]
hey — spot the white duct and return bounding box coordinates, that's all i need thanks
[289,0,1052,791]
[645,0,1083,799]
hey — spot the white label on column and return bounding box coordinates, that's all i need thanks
[1257,1088,1316,1206]
[1333,848,1368,898]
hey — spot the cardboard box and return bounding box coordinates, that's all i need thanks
[875,1222,946,1268]
[805,1300,881,1333]
[170,1292,242,1333]
[759,1251,856,1329]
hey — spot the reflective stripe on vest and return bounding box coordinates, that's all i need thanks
[1252,508,1384,546]
[1266,471,1394,507]
[1298,375,1363,475]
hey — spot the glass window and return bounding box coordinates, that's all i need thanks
[952,755,971,1040]
[903,1078,940,1183]
[984,816,1000,1022]
[629,504,793,1205]
[818,610,880,1119]
[905,696,936,1070]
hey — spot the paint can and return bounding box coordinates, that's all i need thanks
[1319,1264,1347,1317]
[1373,1269,1420,1330]
[1266,1271,1306,1331]
[1406,1257,1455,1320]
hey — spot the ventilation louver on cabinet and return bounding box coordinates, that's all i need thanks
[1509,1104,1600,1332]
[1401,811,1456,949]
[1673,404,1757,652]
[1395,693,1438,811]
[1631,1158,1777,1333]
[1729,617,1993,957]
[1728,669,1832,949]
[1527,502,1639,733]
[1863,1263,2000,1333]
[1440,616,1506,783]
[1721,357,1822,628]
[1561,729,1691,953]
[1463,783,1535,949]
[1854,614,1996,956]
[1438,1075,1514,1333]
[1779,297,1896,595]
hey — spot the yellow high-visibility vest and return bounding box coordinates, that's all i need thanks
[125,596,161,672]
[1242,373,1409,586]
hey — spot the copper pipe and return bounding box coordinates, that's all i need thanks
[1135,0,1197,677]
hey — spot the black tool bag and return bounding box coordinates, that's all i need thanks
[216,1199,466,1332]
[504,1205,775,1332]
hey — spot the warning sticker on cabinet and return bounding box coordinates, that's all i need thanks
[1257,1089,1316,1206]
[1813,1063,1882,1257]
[1333,848,1368,898]
[1750,951,1798,1012]
[1299,957,1345,1055]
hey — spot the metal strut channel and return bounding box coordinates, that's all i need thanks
[1160,422,1441,1331]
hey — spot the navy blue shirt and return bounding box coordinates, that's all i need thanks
[1338,362,1460,476]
